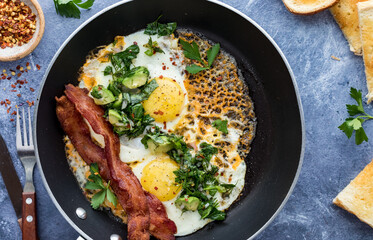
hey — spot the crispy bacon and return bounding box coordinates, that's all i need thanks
[61,84,177,240]
[55,95,110,180]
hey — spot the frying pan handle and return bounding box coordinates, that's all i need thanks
[22,192,38,240]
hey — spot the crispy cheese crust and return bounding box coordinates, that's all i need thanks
[333,159,373,228]
[358,1,373,103]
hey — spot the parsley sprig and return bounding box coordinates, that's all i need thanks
[85,163,117,209]
[339,87,372,145]
[179,39,220,74]
[53,0,95,19]
[212,119,228,134]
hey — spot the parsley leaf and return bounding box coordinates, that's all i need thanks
[212,119,228,134]
[85,163,118,209]
[179,39,220,74]
[144,37,164,56]
[53,0,95,19]
[338,87,373,145]
[144,15,177,36]
[179,39,202,62]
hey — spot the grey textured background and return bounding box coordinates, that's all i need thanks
[1,0,373,239]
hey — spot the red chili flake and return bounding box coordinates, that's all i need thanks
[20,80,24,85]
[133,41,137,45]
[26,62,30,67]
[228,176,232,182]
[131,113,135,118]
[30,88,35,92]
[143,180,146,182]
[17,73,21,77]
[36,64,41,70]
[18,85,21,88]
[169,57,173,61]
[176,114,179,116]
[1,76,5,79]
[11,111,16,115]
[216,76,222,81]
[7,107,11,114]
[173,79,176,82]
[17,94,21,97]
[10,90,17,92]
[172,62,177,66]
[25,80,28,84]
[179,91,181,95]
[159,75,163,79]
[173,192,176,195]
[5,99,10,105]
[7,77,11,80]
[162,66,166,70]
[220,172,224,176]
[167,67,169,70]
[11,84,16,88]
[175,54,179,59]
[26,100,33,107]
[185,198,188,202]
[153,110,164,115]
[163,122,167,129]
[16,65,20,70]
[10,119,14,122]
[168,130,171,133]
[154,187,158,190]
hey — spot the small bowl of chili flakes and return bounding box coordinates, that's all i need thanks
[0,0,45,61]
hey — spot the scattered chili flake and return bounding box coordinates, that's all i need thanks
[7,107,11,114]
[216,76,222,81]
[162,66,166,70]
[10,90,17,92]
[26,62,30,67]
[1,76,5,79]
[163,122,167,129]
[26,100,34,107]
[30,87,34,92]
[154,110,164,115]
[36,64,41,70]
[7,77,11,80]
[133,41,137,45]
[172,61,177,66]
[16,65,20,70]
[169,57,173,61]
[10,119,14,122]
[176,114,179,116]
[154,187,158,190]
[17,73,21,77]
[17,94,21,97]
[11,84,15,88]
[11,111,16,115]
[159,75,163,79]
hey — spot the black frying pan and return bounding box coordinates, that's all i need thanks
[35,0,304,239]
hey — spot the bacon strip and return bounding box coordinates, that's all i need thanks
[61,84,176,240]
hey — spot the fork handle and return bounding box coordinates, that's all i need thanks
[22,192,38,240]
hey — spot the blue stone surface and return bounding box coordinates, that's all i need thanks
[0,0,373,239]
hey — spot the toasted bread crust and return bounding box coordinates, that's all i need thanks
[358,1,373,103]
[333,159,373,228]
[330,0,369,55]
[283,0,339,15]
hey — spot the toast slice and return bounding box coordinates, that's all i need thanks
[333,159,373,228]
[283,0,339,15]
[330,0,369,55]
[358,1,373,103]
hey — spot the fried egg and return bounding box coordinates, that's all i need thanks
[67,29,256,236]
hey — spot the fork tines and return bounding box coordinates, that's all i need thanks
[16,107,34,150]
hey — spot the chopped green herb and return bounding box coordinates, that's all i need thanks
[212,119,228,134]
[144,37,164,56]
[179,39,220,74]
[53,0,95,19]
[103,66,113,76]
[144,15,177,36]
[85,163,117,209]
[339,87,372,145]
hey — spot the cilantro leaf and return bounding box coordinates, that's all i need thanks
[186,64,208,74]
[53,0,95,19]
[207,43,220,67]
[106,186,118,206]
[339,87,373,145]
[212,119,228,134]
[179,39,202,62]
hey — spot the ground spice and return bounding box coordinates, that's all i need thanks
[0,0,37,48]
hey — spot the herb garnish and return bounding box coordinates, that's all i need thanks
[179,39,220,74]
[212,119,228,134]
[85,163,117,209]
[142,127,235,220]
[144,37,164,56]
[53,0,95,19]
[144,15,177,36]
[339,87,371,145]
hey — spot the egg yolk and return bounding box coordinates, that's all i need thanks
[141,157,181,201]
[143,77,184,123]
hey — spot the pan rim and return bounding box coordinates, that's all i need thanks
[34,1,305,239]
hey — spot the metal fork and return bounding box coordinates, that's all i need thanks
[16,107,38,240]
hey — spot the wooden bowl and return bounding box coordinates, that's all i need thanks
[0,0,45,62]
